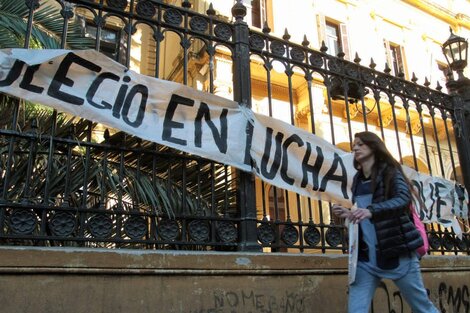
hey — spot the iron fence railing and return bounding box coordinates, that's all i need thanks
[0,0,469,254]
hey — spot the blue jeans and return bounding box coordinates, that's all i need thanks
[348,260,439,313]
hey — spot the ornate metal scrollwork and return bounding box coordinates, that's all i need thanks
[163,8,183,26]
[290,47,305,62]
[249,34,265,51]
[309,52,324,67]
[188,220,210,242]
[344,63,359,78]
[390,78,402,92]
[88,214,113,239]
[376,75,390,88]
[403,82,416,96]
[180,37,191,49]
[270,40,285,56]
[281,224,299,245]
[206,45,215,56]
[442,233,455,250]
[456,236,468,251]
[216,221,237,243]
[304,226,321,247]
[136,1,156,18]
[153,31,165,42]
[124,216,147,239]
[361,71,375,84]
[428,233,442,250]
[158,218,180,241]
[464,234,470,252]
[417,87,430,100]
[189,16,208,33]
[327,59,342,73]
[214,23,232,40]
[325,227,342,248]
[49,211,76,237]
[9,209,37,235]
[430,92,443,104]
[106,0,128,10]
[257,223,275,244]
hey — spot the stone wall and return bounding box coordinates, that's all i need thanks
[0,247,468,313]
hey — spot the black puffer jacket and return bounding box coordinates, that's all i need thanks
[351,164,423,267]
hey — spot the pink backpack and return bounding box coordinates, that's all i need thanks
[411,204,429,258]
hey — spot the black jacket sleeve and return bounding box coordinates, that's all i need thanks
[367,169,411,221]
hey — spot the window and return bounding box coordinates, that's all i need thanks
[384,40,406,77]
[317,17,351,60]
[251,0,265,28]
[78,16,127,64]
[325,22,340,57]
[251,0,272,30]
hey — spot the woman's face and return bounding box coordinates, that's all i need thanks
[352,137,374,163]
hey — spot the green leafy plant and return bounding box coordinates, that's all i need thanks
[0,98,237,221]
[0,0,93,49]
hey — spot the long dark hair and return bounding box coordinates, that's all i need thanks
[353,131,410,197]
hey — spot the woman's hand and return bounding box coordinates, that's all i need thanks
[332,204,351,219]
[349,208,372,224]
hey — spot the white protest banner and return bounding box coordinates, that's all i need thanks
[0,48,250,172]
[404,168,468,236]
[246,107,354,207]
[0,48,467,227]
[249,108,468,232]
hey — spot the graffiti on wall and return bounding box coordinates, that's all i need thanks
[439,282,469,313]
[186,281,469,313]
[370,281,469,313]
[188,289,306,313]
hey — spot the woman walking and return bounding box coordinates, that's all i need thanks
[332,131,439,313]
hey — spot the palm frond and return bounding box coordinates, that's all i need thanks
[0,25,22,47]
[0,0,93,49]
[0,98,234,219]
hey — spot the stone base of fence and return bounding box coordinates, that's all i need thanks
[0,247,468,313]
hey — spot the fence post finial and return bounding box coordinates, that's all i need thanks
[232,0,246,22]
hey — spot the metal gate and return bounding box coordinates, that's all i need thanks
[0,0,468,254]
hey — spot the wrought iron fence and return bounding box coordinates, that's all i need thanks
[0,0,469,254]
